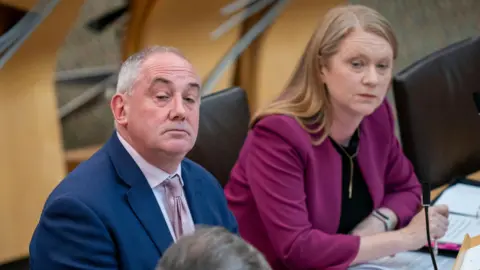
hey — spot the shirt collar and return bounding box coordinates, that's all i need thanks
[116,132,183,188]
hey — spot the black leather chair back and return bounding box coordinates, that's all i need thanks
[393,36,480,188]
[0,257,29,270]
[187,87,250,187]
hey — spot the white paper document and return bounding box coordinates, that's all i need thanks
[434,183,480,217]
[460,244,480,270]
[432,183,480,245]
[349,251,455,270]
[438,214,480,245]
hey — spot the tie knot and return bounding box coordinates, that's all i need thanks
[163,174,183,197]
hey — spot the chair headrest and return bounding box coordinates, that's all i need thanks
[187,87,250,187]
[393,36,480,187]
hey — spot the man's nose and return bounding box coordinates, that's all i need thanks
[169,94,186,120]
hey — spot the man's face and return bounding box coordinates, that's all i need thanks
[114,52,201,157]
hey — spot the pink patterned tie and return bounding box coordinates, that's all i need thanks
[161,174,194,239]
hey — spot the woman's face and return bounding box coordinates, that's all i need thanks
[320,28,394,117]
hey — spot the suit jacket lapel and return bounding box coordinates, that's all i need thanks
[181,161,207,225]
[106,132,173,254]
[126,185,173,254]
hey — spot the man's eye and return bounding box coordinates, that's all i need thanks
[377,63,389,70]
[156,95,169,100]
[184,97,195,103]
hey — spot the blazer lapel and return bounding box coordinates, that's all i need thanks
[126,185,173,254]
[357,123,383,208]
[181,162,208,225]
[106,132,173,254]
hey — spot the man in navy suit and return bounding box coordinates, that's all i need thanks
[29,46,238,270]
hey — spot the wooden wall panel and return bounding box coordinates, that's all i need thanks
[234,5,266,114]
[0,0,84,263]
[68,0,348,171]
[126,0,242,92]
[0,0,37,11]
[241,0,346,112]
[122,0,154,59]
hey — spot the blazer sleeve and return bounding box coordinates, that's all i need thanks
[220,195,239,235]
[210,172,240,234]
[245,118,360,269]
[29,195,118,270]
[381,102,422,228]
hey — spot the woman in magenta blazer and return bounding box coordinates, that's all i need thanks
[224,4,449,270]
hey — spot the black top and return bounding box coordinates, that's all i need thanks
[330,130,374,234]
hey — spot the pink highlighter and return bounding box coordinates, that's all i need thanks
[436,242,462,251]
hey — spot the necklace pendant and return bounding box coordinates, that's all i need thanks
[348,182,353,199]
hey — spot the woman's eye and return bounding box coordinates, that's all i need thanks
[351,61,364,68]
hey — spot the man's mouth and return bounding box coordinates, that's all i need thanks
[165,129,188,135]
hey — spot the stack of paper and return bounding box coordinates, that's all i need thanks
[434,183,480,245]
[435,183,480,217]
[459,245,480,270]
[349,251,455,270]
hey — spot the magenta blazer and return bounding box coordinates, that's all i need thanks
[224,100,422,270]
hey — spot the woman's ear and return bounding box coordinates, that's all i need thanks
[318,56,327,81]
[319,65,328,81]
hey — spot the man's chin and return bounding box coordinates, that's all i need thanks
[158,142,193,156]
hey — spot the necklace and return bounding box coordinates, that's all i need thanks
[330,129,359,199]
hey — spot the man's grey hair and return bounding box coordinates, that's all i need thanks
[116,46,187,95]
[156,226,272,270]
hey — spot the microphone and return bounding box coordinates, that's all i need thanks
[422,182,438,270]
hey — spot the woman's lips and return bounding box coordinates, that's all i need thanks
[358,93,376,99]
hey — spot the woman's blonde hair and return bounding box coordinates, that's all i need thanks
[250,4,398,145]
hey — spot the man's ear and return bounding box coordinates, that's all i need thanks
[111,93,128,126]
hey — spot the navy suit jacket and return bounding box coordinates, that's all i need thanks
[29,133,238,270]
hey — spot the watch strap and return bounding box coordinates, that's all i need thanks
[372,209,393,231]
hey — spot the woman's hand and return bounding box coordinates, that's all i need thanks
[400,204,449,250]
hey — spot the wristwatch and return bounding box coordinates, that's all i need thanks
[372,209,394,232]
